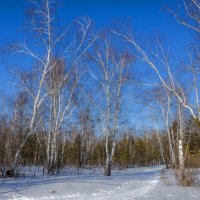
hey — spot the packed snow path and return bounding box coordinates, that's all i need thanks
[0,166,199,200]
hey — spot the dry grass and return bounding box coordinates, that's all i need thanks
[175,169,197,186]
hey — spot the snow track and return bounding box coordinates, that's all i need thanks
[0,166,162,200]
[9,179,158,200]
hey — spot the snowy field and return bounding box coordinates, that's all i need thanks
[0,165,199,200]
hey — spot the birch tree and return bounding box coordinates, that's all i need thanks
[114,0,200,172]
[90,38,134,175]
[10,0,97,173]
[147,88,178,168]
[113,1,200,184]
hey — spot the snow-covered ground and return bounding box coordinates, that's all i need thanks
[0,165,199,200]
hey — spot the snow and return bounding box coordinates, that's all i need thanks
[0,165,199,200]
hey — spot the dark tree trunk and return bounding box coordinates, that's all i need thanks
[104,162,111,176]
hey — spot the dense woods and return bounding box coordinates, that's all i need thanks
[0,0,200,187]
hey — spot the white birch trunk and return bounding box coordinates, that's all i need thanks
[178,139,184,171]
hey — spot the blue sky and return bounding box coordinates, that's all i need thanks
[0,0,195,132]
[0,0,195,131]
[0,0,194,93]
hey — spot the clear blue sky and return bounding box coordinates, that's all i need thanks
[0,0,194,100]
[0,0,195,131]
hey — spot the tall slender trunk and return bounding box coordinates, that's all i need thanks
[178,103,185,171]
[104,141,115,176]
[167,129,175,167]
[104,159,111,176]
[178,139,184,171]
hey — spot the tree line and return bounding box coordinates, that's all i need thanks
[0,0,200,185]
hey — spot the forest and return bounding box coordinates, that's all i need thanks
[0,0,200,188]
